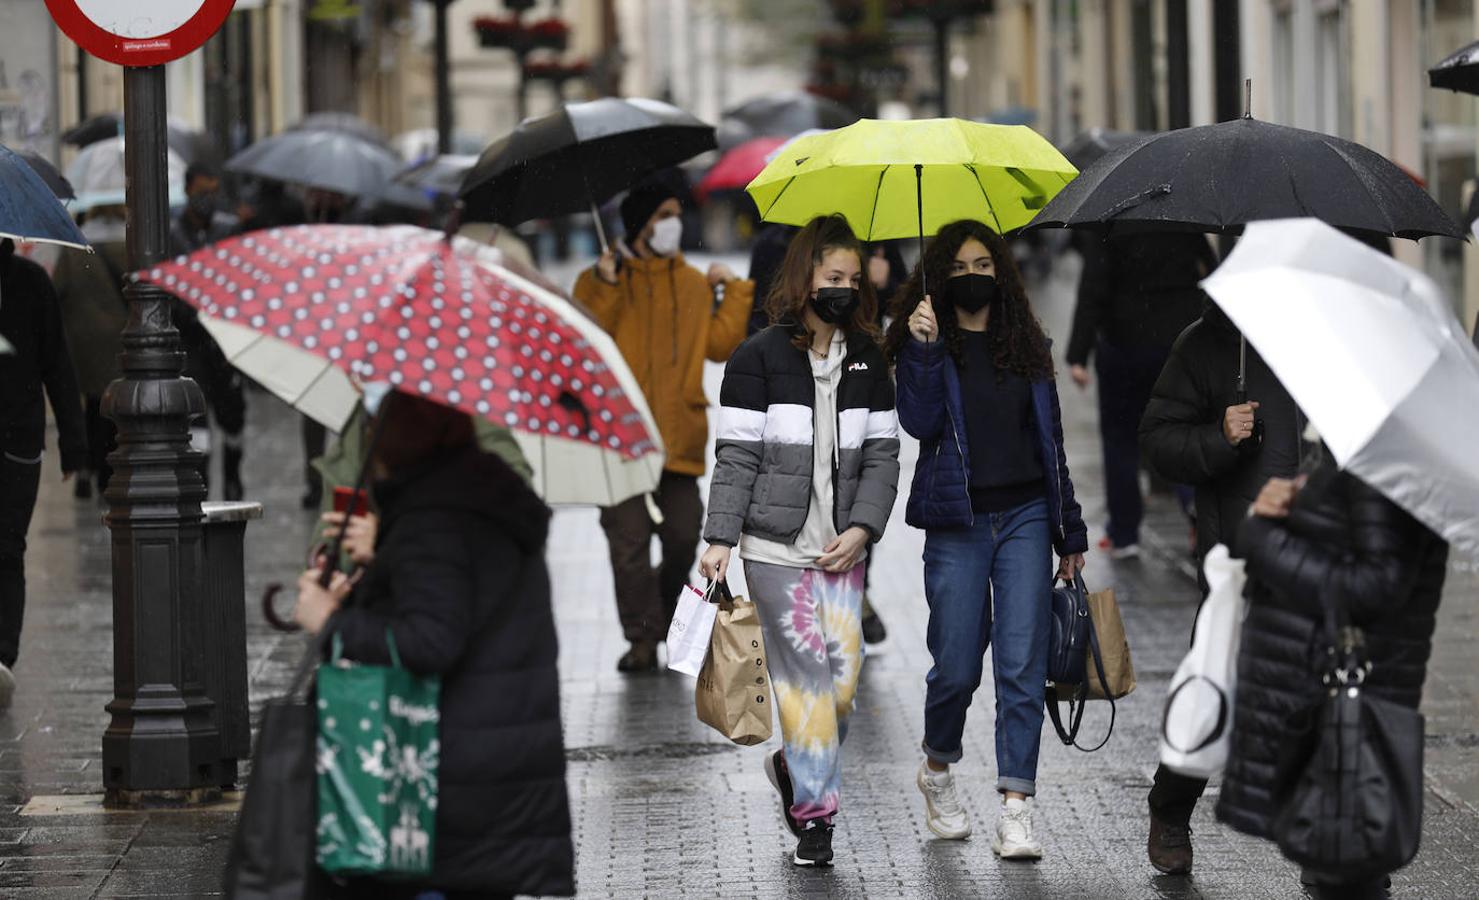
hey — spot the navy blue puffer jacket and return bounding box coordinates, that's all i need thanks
[895,338,1088,556]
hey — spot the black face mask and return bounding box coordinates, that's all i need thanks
[944,273,1000,315]
[811,286,860,325]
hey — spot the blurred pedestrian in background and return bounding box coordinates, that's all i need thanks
[886,219,1087,861]
[1221,452,1446,900]
[700,213,900,868]
[51,206,129,498]
[1137,296,1303,874]
[292,391,574,899]
[573,180,753,673]
[170,162,247,500]
[1067,233,1215,558]
[0,238,86,707]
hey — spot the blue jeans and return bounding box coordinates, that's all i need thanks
[921,499,1052,796]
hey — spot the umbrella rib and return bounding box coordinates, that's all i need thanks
[967,165,1005,233]
[865,166,890,240]
[761,175,799,221]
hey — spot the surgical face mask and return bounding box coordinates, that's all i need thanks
[188,192,219,221]
[646,216,683,256]
[811,286,860,325]
[944,272,1000,315]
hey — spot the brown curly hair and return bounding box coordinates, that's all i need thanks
[882,219,1053,381]
[765,214,881,351]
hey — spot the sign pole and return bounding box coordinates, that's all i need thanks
[100,62,222,808]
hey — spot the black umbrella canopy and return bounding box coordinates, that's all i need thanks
[1429,40,1479,94]
[226,130,402,198]
[716,90,859,150]
[17,151,74,200]
[459,98,716,227]
[1060,127,1149,170]
[1030,116,1465,241]
[61,112,218,164]
[289,111,390,147]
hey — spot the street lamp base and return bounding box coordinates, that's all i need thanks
[103,786,223,810]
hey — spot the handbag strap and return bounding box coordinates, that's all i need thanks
[1160,676,1230,754]
[1047,592,1119,753]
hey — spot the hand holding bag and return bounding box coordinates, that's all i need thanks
[695,581,773,746]
[316,630,442,878]
[667,583,720,677]
[1270,591,1425,881]
[1160,544,1246,779]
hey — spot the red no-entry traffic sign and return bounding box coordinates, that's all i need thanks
[45,0,237,67]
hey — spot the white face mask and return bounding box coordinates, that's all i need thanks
[646,216,683,256]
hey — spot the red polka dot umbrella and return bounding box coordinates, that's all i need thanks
[139,224,664,505]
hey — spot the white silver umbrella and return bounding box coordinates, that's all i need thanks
[65,137,187,212]
[1202,218,1479,557]
[195,235,664,507]
[0,334,12,354]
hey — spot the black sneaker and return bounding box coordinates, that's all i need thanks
[793,821,834,867]
[861,612,887,645]
[764,750,801,836]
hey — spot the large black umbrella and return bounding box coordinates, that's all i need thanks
[716,90,859,151]
[459,98,716,251]
[289,112,390,148]
[1429,40,1479,94]
[1031,115,1464,241]
[17,150,74,200]
[226,130,402,199]
[1059,127,1148,170]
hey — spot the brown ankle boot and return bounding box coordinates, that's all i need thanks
[616,641,659,673]
[1148,812,1193,875]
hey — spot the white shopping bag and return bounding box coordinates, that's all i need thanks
[1159,544,1248,779]
[666,583,718,677]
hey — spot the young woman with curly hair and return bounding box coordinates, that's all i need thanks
[884,219,1088,859]
[699,214,901,868]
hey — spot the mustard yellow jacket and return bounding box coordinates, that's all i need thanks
[573,254,753,476]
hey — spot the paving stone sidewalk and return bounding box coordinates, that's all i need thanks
[4,261,1476,898]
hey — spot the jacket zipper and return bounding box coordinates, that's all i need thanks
[947,406,973,527]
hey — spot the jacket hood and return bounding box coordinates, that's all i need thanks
[0,238,14,266]
[375,445,550,553]
[1199,296,1240,336]
[617,249,686,273]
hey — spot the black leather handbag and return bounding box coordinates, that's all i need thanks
[1270,596,1425,881]
[1045,572,1116,752]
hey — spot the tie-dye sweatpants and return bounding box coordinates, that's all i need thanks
[743,560,866,825]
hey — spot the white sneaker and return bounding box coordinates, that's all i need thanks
[992,798,1042,860]
[916,761,972,840]
[0,663,16,709]
[1110,543,1142,560]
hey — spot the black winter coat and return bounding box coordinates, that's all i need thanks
[1138,304,1305,575]
[329,447,574,896]
[0,240,86,472]
[1066,232,1214,366]
[1215,464,1447,839]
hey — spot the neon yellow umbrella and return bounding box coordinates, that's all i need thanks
[746,118,1078,294]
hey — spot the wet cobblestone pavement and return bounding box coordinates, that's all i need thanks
[6,262,1478,897]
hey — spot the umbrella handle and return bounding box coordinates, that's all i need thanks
[915,164,927,300]
[591,201,610,256]
[317,408,385,590]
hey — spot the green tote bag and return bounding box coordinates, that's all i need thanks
[315,630,442,878]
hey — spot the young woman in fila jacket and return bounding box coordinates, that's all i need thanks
[699,215,901,869]
[884,219,1088,860]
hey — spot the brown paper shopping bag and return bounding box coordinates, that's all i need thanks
[695,581,772,746]
[1084,587,1136,700]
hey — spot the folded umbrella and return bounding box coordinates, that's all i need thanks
[746,117,1077,295]
[0,143,88,249]
[66,136,187,213]
[717,90,858,151]
[139,224,664,506]
[226,130,402,199]
[1429,40,1479,95]
[696,136,787,201]
[1201,218,1479,557]
[459,98,716,251]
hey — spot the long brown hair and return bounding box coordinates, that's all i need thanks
[883,219,1053,380]
[765,214,881,350]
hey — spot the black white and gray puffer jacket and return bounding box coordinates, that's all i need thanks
[704,324,901,548]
